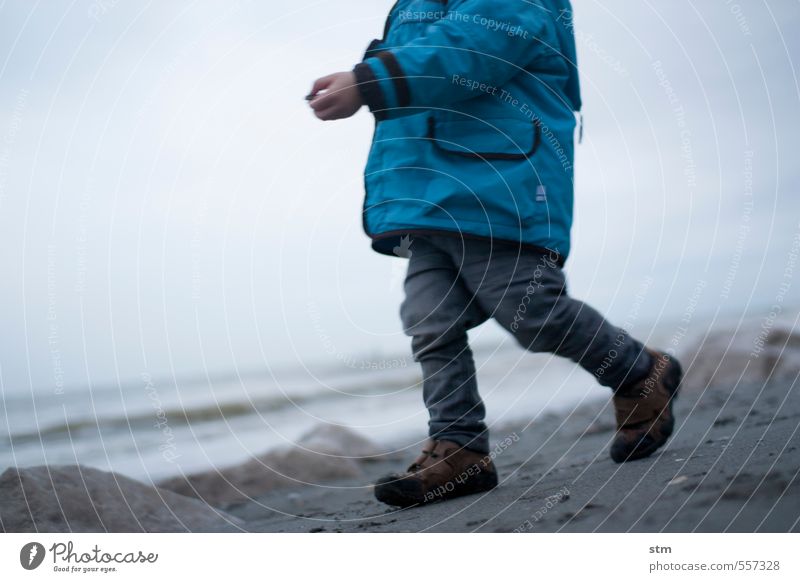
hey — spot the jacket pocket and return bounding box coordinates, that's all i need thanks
[427,116,541,160]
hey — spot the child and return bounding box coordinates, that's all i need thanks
[308,0,683,508]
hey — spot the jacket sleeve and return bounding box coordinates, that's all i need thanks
[353,0,552,120]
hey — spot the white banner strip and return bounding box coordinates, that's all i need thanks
[1,533,797,580]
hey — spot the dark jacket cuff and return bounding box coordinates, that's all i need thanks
[353,61,387,122]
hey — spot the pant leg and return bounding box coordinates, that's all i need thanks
[445,237,652,391]
[400,236,491,453]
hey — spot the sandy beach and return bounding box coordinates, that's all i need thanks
[3,317,798,533]
[224,363,799,533]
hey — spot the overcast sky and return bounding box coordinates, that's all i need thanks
[0,0,798,395]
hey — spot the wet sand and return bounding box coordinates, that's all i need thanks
[224,368,800,532]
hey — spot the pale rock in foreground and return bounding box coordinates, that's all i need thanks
[295,423,390,459]
[159,424,389,508]
[680,319,800,390]
[0,465,242,532]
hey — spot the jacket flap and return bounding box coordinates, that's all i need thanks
[429,117,539,159]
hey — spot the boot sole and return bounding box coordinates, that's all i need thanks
[374,469,498,508]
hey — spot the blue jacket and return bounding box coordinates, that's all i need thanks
[353,0,582,265]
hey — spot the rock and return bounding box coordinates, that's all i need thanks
[680,319,800,391]
[0,465,243,533]
[296,423,388,459]
[158,424,385,507]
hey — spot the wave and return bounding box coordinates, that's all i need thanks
[2,373,422,445]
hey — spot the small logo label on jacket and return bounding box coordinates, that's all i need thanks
[535,185,547,202]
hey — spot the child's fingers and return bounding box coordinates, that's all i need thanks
[309,74,336,100]
[313,106,335,120]
[313,102,341,120]
[312,75,336,91]
[309,91,337,111]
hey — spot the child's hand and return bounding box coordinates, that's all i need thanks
[308,72,362,120]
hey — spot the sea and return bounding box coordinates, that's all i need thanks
[4,308,780,483]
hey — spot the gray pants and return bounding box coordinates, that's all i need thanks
[400,234,653,454]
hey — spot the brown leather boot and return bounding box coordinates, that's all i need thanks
[373,439,498,507]
[610,348,683,463]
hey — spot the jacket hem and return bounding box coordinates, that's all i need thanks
[367,228,566,268]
